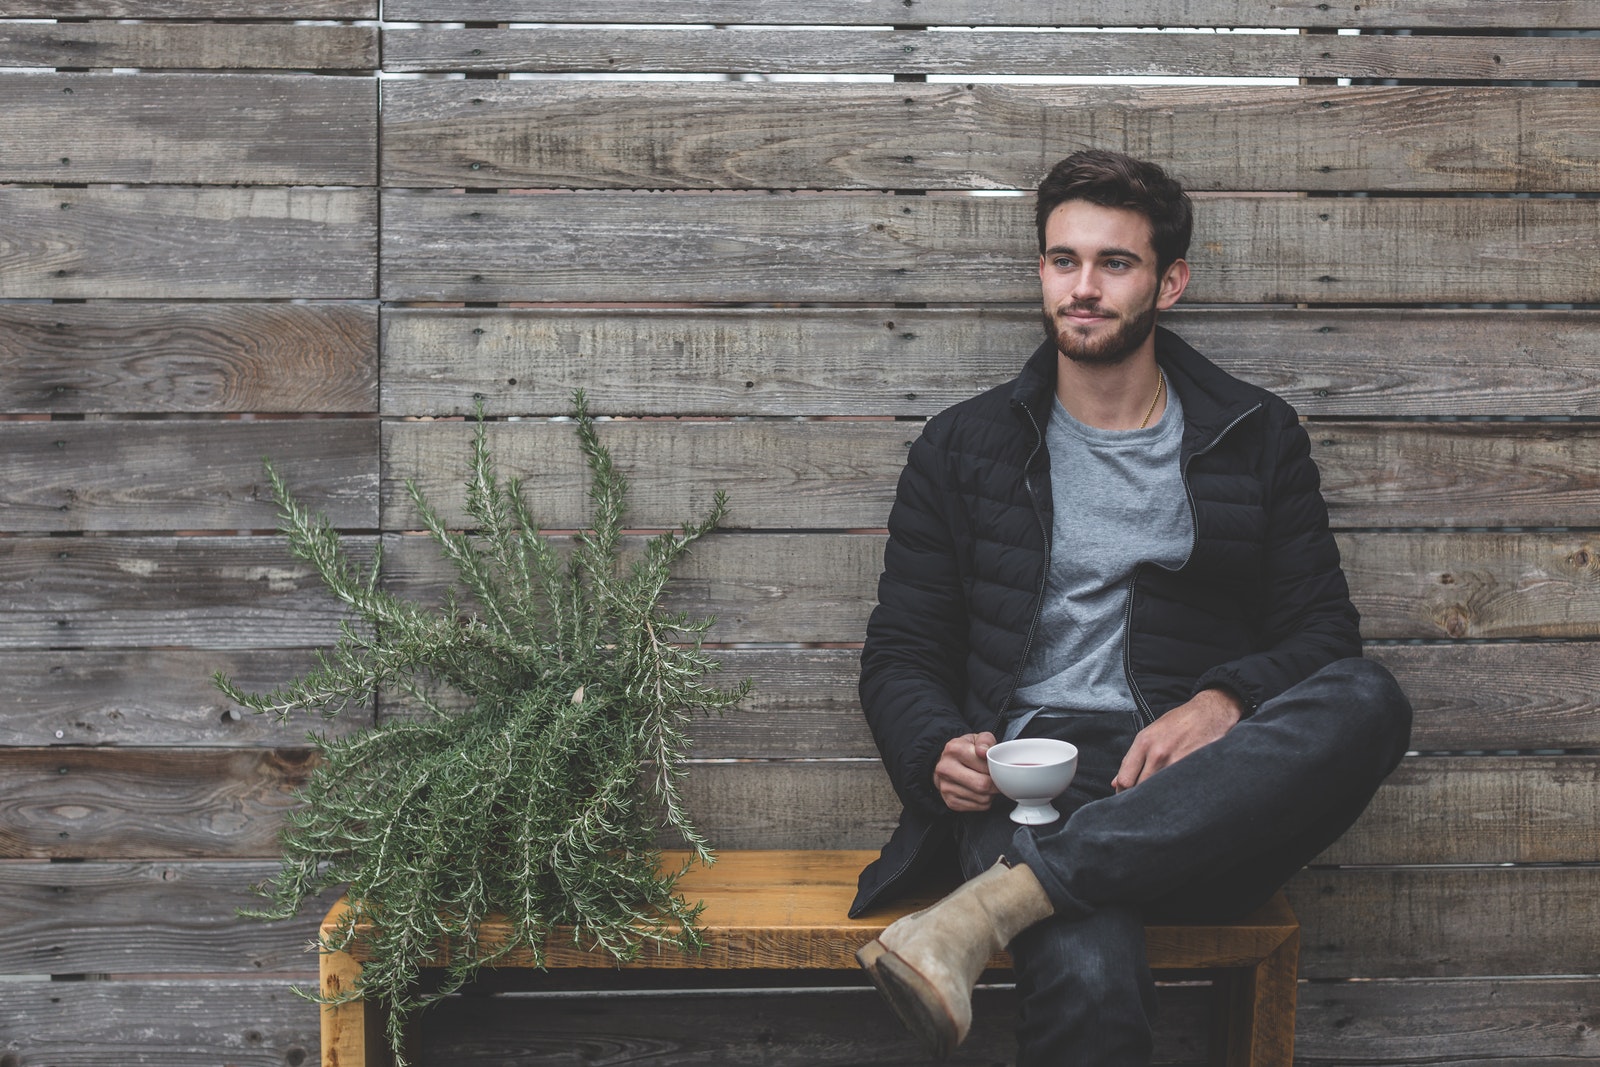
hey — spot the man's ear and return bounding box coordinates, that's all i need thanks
[1157,258,1190,310]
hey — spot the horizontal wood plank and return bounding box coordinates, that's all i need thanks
[0,745,1580,863]
[1288,866,1600,979]
[383,531,1600,643]
[0,979,318,1067]
[0,187,376,300]
[0,650,368,747]
[1,74,375,185]
[380,307,1600,418]
[0,747,314,860]
[383,82,1600,193]
[380,192,1600,305]
[1294,976,1600,1064]
[9,974,1600,1067]
[415,977,1600,1067]
[668,757,1600,865]
[0,1,373,14]
[1,302,378,415]
[383,27,1600,80]
[0,536,374,651]
[382,1,1597,30]
[1343,533,1600,641]
[0,419,378,533]
[383,420,1600,531]
[4,529,1588,650]
[0,859,328,974]
[0,21,377,70]
[0,859,1590,981]
[14,641,1587,756]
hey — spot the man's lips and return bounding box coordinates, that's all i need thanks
[1059,308,1113,326]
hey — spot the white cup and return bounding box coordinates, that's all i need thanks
[986,738,1079,825]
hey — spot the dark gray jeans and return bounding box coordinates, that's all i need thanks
[954,657,1412,1066]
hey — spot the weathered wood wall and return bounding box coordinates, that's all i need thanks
[2,2,1597,1063]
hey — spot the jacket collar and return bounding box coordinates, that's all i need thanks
[1009,325,1263,456]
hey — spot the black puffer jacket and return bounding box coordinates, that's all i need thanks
[851,327,1360,917]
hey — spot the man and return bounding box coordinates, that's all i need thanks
[852,151,1412,1064]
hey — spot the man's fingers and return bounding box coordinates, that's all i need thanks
[1113,736,1149,792]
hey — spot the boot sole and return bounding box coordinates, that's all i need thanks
[856,938,958,1059]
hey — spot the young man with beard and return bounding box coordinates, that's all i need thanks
[851,151,1413,1064]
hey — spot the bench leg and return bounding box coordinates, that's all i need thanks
[320,942,391,1067]
[1215,927,1299,1067]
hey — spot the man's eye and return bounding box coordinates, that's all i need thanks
[1053,257,1075,268]
[1106,259,1130,270]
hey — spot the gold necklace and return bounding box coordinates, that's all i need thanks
[1138,369,1166,430]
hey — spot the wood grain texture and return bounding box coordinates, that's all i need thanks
[382,82,1600,194]
[384,531,1600,644]
[380,419,907,532]
[380,192,1600,305]
[0,747,315,860]
[0,979,318,1067]
[5,642,1584,754]
[1369,643,1600,753]
[337,856,1296,970]
[382,1,1597,30]
[0,859,329,973]
[1313,423,1600,529]
[679,644,1600,758]
[0,650,368,747]
[0,1,372,14]
[383,420,1600,531]
[0,535,375,651]
[1,303,377,415]
[1342,533,1600,641]
[0,187,376,300]
[380,307,1600,418]
[8,745,1569,866]
[0,859,1589,981]
[667,757,1600,865]
[1,74,375,185]
[0,21,377,70]
[1287,866,1600,979]
[382,26,1600,80]
[0,419,378,533]
[412,978,1600,1067]
[1294,977,1600,1065]
[379,645,870,756]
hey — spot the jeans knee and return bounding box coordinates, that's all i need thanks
[1323,657,1413,761]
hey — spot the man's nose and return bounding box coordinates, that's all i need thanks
[1070,267,1101,301]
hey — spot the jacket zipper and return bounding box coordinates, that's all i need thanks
[1122,402,1263,727]
[998,403,1052,720]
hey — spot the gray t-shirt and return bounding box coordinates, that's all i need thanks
[1006,384,1193,737]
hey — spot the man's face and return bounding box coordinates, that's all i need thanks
[1038,200,1186,366]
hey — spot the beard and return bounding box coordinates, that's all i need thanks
[1042,292,1159,367]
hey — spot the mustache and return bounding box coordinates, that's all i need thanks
[1055,303,1116,317]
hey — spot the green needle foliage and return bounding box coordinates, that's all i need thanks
[214,393,749,1061]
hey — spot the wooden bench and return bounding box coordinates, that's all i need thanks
[319,849,1300,1067]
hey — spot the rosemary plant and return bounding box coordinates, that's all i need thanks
[215,394,748,1059]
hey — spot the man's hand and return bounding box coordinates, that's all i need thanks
[1113,688,1244,792]
[934,731,999,811]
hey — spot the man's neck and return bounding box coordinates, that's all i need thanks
[1054,339,1165,432]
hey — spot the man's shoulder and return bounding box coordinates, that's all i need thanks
[1158,326,1301,427]
[919,377,1027,452]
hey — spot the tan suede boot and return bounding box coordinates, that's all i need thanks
[856,860,1054,1057]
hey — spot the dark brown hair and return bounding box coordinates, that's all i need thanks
[1035,151,1193,273]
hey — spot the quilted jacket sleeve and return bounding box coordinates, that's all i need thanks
[1193,401,1362,713]
[859,415,973,817]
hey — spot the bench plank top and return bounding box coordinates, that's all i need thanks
[323,849,1298,972]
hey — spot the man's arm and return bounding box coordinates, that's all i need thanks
[860,416,975,818]
[1116,401,1357,789]
[1190,402,1361,714]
